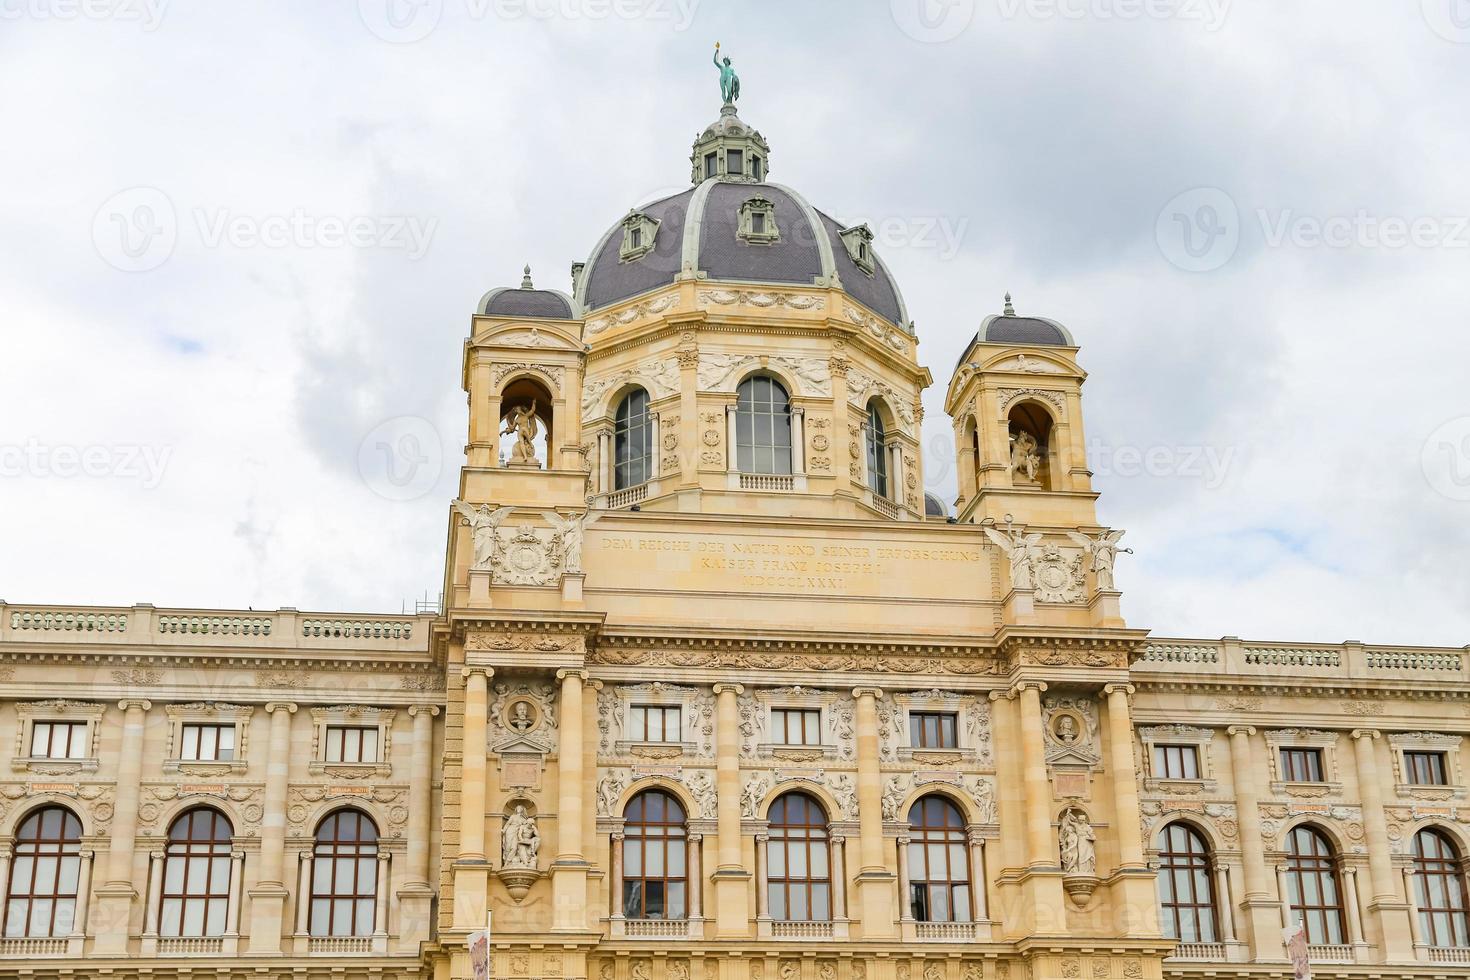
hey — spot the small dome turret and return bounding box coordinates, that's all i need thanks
[478,265,578,319]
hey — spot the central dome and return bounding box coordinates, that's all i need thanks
[572,106,910,330]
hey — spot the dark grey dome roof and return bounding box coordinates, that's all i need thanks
[978,314,1071,346]
[478,267,577,319]
[577,179,909,328]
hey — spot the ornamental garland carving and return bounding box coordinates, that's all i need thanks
[737,692,765,759]
[597,688,624,757]
[845,366,916,434]
[997,386,1067,414]
[584,293,679,336]
[698,288,825,313]
[467,631,584,655]
[492,362,565,392]
[876,698,902,763]
[843,304,908,353]
[697,352,832,397]
[590,646,1004,675]
[580,357,681,417]
[286,785,410,837]
[138,783,264,836]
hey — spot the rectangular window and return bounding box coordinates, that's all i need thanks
[1152,744,1201,780]
[630,705,682,743]
[180,724,236,762]
[752,156,762,181]
[726,149,743,176]
[30,721,87,759]
[705,151,718,179]
[1280,747,1324,782]
[325,726,380,764]
[909,712,958,749]
[771,708,821,746]
[751,212,766,235]
[1405,751,1449,786]
[629,227,641,249]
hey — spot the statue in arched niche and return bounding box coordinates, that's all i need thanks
[1009,427,1042,484]
[502,401,540,466]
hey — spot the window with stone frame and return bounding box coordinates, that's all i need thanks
[619,211,660,262]
[1264,730,1341,795]
[771,708,822,747]
[1389,733,1464,797]
[839,224,876,275]
[309,707,395,776]
[1138,725,1217,793]
[12,701,104,773]
[737,196,779,244]
[164,703,254,774]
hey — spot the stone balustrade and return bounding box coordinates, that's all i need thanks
[1136,636,1469,681]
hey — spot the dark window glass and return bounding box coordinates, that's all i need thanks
[623,791,687,920]
[1280,748,1324,782]
[752,156,762,181]
[767,793,830,922]
[909,712,958,749]
[629,227,642,250]
[1284,826,1345,945]
[735,377,792,475]
[1406,751,1448,786]
[705,152,718,179]
[1156,823,1217,942]
[3,806,82,938]
[160,809,233,938]
[311,809,379,937]
[906,796,971,923]
[866,403,889,498]
[1413,829,1470,947]
[727,149,743,176]
[1152,745,1201,780]
[615,389,653,491]
[771,709,821,746]
[752,212,766,235]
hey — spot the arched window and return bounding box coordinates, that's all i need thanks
[160,808,233,938]
[4,806,82,938]
[767,792,830,922]
[1413,828,1470,947]
[615,389,653,490]
[311,809,379,937]
[906,796,971,923]
[622,791,687,920]
[1156,823,1218,942]
[1284,826,1345,946]
[866,401,889,498]
[735,376,792,475]
[1007,402,1053,490]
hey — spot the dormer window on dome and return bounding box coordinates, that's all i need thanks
[738,196,780,244]
[619,210,660,263]
[839,224,876,276]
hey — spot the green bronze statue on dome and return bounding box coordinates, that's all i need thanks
[714,42,740,105]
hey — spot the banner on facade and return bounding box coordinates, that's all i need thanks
[470,912,491,980]
[1284,921,1310,980]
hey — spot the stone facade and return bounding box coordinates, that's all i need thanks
[2,98,1467,980]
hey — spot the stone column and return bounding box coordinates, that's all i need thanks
[399,705,438,950]
[609,834,625,919]
[711,683,749,936]
[295,851,313,937]
[224,850,245,952]
[726,405,739,473]
[889,444,903,501]
[551,668,590,932]
[1276,866,1296,931]
[1343,866,1365,947]
[247,700,296,954]
[453,667,492,931]
[650,413,661,480]
[1215,866,1238,943]
[896,836,913,922]
[1402,867,1423,948]
[374,851,392,940]
[599,430,612,494]
[853,687,896,938]
[1103,684,1157,935]
[93,698,150,955]
[1351,729,1414,959]
[791,408,806,475]
[69,849,93,942]
[830,836,848,921]
[754,835,770,920]
[969,834,989,920]
[857,423,871,489]
[1229,725,1286,960]
[1016,683,1051,868]
[141,850,164,942]
[687,833,703,921]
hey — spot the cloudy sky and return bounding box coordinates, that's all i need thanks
[2,0,1467,645]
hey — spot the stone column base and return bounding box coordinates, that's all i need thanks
[550,861,590,932]
[712,870,751,937]
[396,884,436,954]
[245,884,289,954]
[854,871,898,939]
[90,887,137,955]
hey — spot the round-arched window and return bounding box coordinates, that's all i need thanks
[160,808,233,938]
[1413,828,1470,947]
[906,795,970,923]
[735,376,792,475]
[1283,826,1344,945]
[1156,822,1218,942]
[311,809,380,937]
[4,806,82,938]
[866,401,889,498]
[767,792,830,922]
[622,790,687,920]
[615,389,653,490]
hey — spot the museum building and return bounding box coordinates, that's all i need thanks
[1,86,1468,980]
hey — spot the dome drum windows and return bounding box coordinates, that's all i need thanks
[738,197,780,244]
[864,401,891,500]
[614,389,654,492]
[619,211,660,262]
[734,377,793,477]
